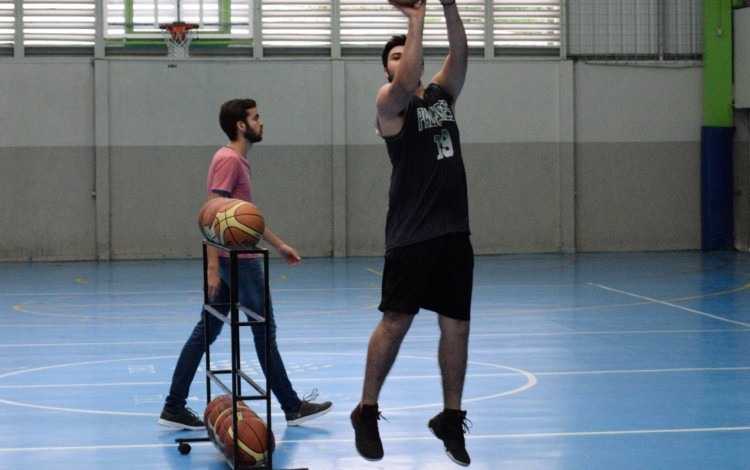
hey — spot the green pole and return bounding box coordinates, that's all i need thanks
[125,0,134,34]
[220,0,231,34]
[702,0,735,126]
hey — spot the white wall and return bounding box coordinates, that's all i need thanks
[0,60,97,261]
[574,63,704,251]
[0,56,711,261]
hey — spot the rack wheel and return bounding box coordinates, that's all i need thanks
[178,442,192,455]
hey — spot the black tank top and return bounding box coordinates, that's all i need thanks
[381,84,470,250]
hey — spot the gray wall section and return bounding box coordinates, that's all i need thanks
[0,146,97,261]
[0,61,97,261]
[1,57,744,261]
[576,143,701,251]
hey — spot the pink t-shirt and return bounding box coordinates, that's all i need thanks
[206,146,253,202]
[206,146,260,256]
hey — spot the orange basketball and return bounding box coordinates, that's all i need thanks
[223,415,275,466]
[204,395,232,424]
[198,197,225,222]
[213,405,259,451]
[198,198,265,248]
[204,395,235,440]
[390,0,421,7]
[198,198,230,243]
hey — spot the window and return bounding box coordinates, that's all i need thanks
[662,0,701,59]
[105,0,252,41]
[262,0,329,47]
[2,1,708,60]
[339,0,486,48]
[0,0,13,48]
[566,0,701,61]
[23,0,96,47]
[100,0,559,56]
[494,0,560,48]
[260,0,560,54]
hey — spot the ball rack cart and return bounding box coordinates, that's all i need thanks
[173,240,307,470]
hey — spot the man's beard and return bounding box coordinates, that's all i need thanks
[244,127,263,143]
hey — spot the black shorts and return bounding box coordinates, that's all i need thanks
[378,233,474,321]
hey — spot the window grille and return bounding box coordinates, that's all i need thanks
[105,0,252,40]
[338,0,486,48]
[0,0,13,47]
[566,0,701,61]
[0,1,705,61]
[23,0,96,46]
[494,0,560,48]
[262,0,329,47]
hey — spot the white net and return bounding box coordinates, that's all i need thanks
[160,24,198,59]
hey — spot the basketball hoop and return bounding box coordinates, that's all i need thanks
[159,21,199,59]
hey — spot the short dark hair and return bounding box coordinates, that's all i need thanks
[219,98,257,140]
[381,34,407,69]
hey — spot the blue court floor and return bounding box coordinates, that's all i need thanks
[1,251,750,469]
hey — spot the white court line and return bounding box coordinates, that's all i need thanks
[0,443,213,453]
[2,366,748,391]
[282,425,750,443]
[0,352,537,416]
[2,328,749,350]
[0,381,171,389]
[0,290,200,298]
[591,283,750,328]
[0,340,204,348]
[0,397,154,416]
[2,426,750,453]
[532,366,750,376]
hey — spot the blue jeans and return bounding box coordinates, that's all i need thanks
[164,256,301,413]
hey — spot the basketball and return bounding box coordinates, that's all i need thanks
[213,407,233,449]
[213,404,259,451]
[390,0,421,7]
[204,395,234,440]
[204,395,232,424]
[198,198,265,249]
[198,198,228,242]
[223,415,275,466]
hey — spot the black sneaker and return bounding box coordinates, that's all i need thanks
[158,406,205,431]
[285,389,333,426]
[428,409,472,467]
[351,403,384,461]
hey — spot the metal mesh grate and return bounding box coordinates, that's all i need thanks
[566,0,701,63]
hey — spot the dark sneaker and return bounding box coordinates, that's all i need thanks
[285,389,333,426]
[351,403,384,461]
[158,406,205,431]
[428,409,472,467]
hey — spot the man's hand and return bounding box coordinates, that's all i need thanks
[206,263,221,300]
[277,243,302,267]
